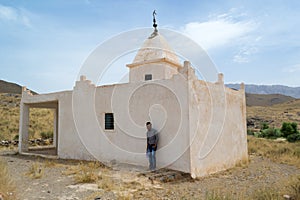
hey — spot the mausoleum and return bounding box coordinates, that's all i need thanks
[19,18,248,178]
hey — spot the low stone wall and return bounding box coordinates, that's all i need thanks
[0,138,53,147]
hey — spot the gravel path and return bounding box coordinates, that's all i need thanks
[1,149,299,200]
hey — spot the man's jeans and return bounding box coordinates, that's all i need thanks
[147,146,156,170]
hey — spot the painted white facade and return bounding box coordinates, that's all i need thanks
[19,30,248,178]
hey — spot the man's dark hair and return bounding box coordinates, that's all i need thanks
[146,121,151,125]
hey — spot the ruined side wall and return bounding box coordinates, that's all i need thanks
[189,72,248,178]
[18,89,93,160]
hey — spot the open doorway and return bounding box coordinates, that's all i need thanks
[19,101,58,156]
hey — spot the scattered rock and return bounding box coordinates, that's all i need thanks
[67,183,101,192]
[275,138,286,142]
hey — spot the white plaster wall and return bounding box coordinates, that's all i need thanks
[57,91,94,160]
[188,74,248,178]
[129,62,179,83]
[63,74,191,172]
[20,74,191,172]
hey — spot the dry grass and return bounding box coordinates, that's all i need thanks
[97,172,117,190]
[0,94,21,140]
[205,190,234,200]
[63,161,105,184]
[43,159,59,168]
[0,159,16,200]
[75,164,99,183]
[0,93,54,140]
[26,161,44,179]
[288,176,300,200]
[248,135,300,168]
[204,179,300,200]
[251,187,281,200]
[29,108,54,139]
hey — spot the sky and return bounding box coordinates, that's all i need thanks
[0,0,300,93]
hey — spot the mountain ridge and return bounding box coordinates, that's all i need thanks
[226,83,300,98]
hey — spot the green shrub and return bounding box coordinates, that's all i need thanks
[254,132,261,137]
[260,128,281,139]
[13,134,19,140]
[260,122,269,130]
[281,122,297,137]
[274,130,283,138]
[287,133,300,142]
[247,129,254,135]
[40,131,53,139]
[291,122,298,132]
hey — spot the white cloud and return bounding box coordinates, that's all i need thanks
[181,13,257,50]
[0,4,31,27]
[233,46,258,63]
[0,4,17,21]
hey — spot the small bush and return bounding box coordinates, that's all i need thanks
[260,122,269,130]
[281,122,297,137]
[247,129,254,135]
[75,165,98,183]
[254,132,261,137]
[13,134,19,140]
[256,122,299,142]
[260,128,281,139]
[40,131,53,139]
[287,133,300,142]
[291,122,298,133]
[26,162,43,179]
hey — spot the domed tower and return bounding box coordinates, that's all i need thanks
[126,12,182,82]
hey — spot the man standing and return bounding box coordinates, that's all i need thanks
[146,121,159,171]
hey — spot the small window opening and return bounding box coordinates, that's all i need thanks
[145,74,152,81]
[105,113,114,130]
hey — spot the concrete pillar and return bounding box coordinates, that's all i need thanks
[19,103,29,153]
[53,107,58,153]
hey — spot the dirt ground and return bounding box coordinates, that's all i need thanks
[1,148,300,200]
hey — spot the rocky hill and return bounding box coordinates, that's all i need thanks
[245,93,295,107]
[247,98,300,129]
[227,84,300,98]
[0,79,36,94]
[0,80,23,94]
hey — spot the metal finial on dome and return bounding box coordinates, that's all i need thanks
[152,10,158,32]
